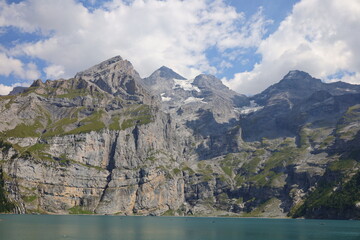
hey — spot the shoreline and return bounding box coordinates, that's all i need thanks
[1,213,358,221]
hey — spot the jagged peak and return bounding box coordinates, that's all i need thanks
[151,66,186,80]
[283,70,313,80]
[194,74,217,80]
[193,74,225,88]
[98,55,123,66]
[74,55,135,79]
[30,79,45,87]
[8,86,28,96]
[278,70,322,88]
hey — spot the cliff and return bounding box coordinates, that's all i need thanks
[0,57,359,219]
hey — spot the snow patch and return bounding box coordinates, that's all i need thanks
[184,97,206,104]
[173,78,200,92]
[287,70,298,78]
[160,93,171,102]
[236,100,263,115]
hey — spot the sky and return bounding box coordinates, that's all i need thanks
[0,0,359,95]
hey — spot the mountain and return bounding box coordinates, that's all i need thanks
[242,70,360,141]
[8,86,28,96]
[0,57,359,219]
[143,67,249,159]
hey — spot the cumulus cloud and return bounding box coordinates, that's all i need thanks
[0,53,39,94]
[0,82,30,95]
[0,53,23,77]
[0,53,40,80]
[44,64,65,79]
[1,0,269,81]
[225,0,360,95]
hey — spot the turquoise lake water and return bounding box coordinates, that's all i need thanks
[0,215,359,240]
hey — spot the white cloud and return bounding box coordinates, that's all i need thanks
[0,53,23,77]
[0,0,268,81]
[44,64,65,79]
[0,84,15,95]
[225,0,360,95]
[0,53,40,80]
[0,82,30,96]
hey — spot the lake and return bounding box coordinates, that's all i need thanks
[0,215,359,240]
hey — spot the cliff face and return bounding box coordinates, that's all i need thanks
[0,56,186,215]
[0,57,359,219]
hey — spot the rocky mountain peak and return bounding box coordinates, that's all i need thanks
[193,74,228,91]
[142,66,186,95]
[8,86,27,95]
[283,70,312,79]
[30,79,45,88]
[75,55,139,81]
[278,70,322,89]
[74,56,148,102]
[155,66,186,80]
[252,71,325,106]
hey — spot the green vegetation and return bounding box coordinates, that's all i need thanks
[68,206,93,214]
[66,111,105,135]
[146,155,156,163]
[0,95,16,101]
[58,154,72,165]
[181,164,195,175]
[299,128,310,147]
[328,159,357,172]
[79,163,104,171]
[216,193,230,205]
[26,208,47,215]
[2,95,16,110]
[54,154,104,171]
[172,168,181,175]
[0,103,153,148]
[162,209,176,216]
[344,105,360,122]
[221,166,233,177]
[0,140,12,154]
[320,135,335,148]
[248,171,282,187]
[26,143,52,161]
[241,157,262,174]
[220,153,249,178]
[265,148,297,169]
[43,117,78,137]
[242,146,301,187]
[293,171,360,218]
[336,105,360,139]
[42,107,108,137]
[197,162,213,182]
[0,169,15,213]
[120,105,153,130]
[109,116,121,130]
[235,175,245,186]
[242,198,278,217]
[23,195,37,203]
[2,120,43,138]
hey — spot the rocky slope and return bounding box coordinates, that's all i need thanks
[0,56,359,219]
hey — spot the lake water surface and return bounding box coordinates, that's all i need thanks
[0,215,359,240]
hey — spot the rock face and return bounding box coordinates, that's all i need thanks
[0,57,359,220]
[8,86,28,96]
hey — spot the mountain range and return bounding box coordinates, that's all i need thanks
[0,56,359,219]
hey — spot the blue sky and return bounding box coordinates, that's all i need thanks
[0,0,359,95]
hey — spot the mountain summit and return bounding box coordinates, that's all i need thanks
[156,66,186,80]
